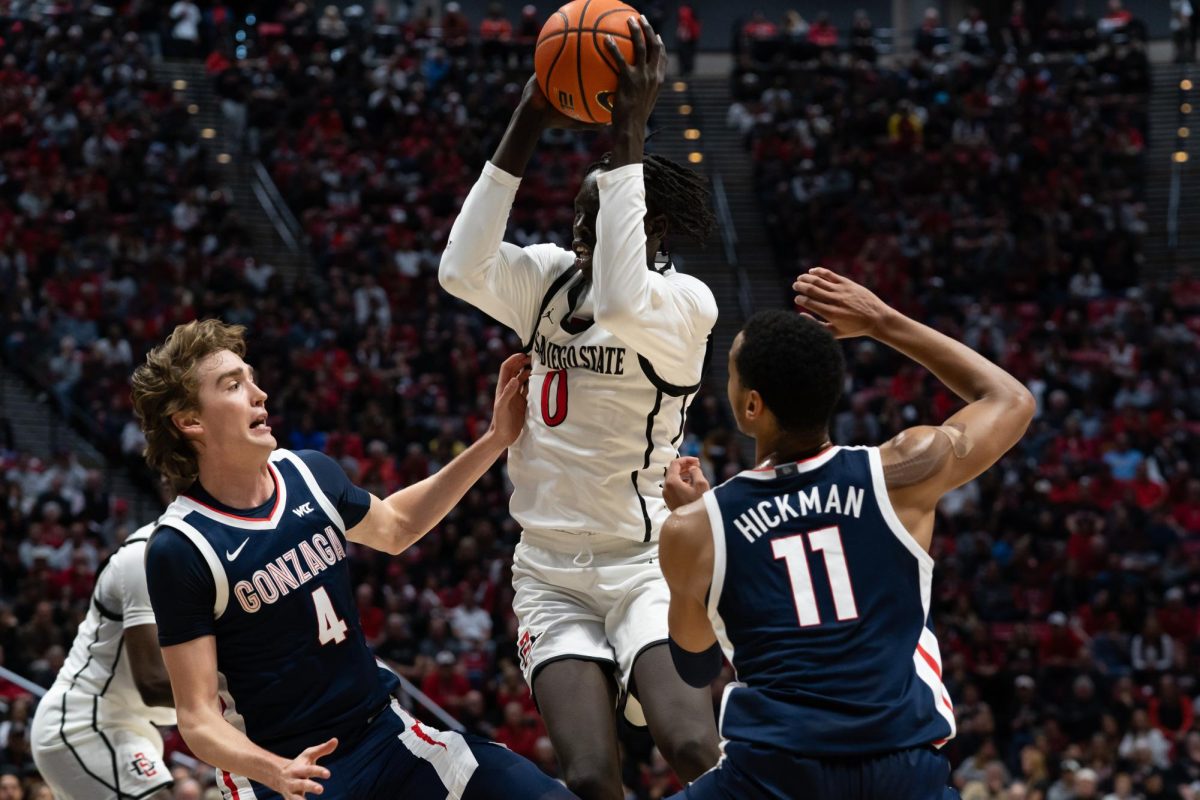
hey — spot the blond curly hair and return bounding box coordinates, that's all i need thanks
[131,319,247,491]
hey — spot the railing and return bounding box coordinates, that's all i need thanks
[252,160,305,256]
[710,172,754,319]
[1168,67,1194,251]
[0,665,46,697]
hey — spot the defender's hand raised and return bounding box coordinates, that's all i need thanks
[793,267,895,340]
[489,353,532,447]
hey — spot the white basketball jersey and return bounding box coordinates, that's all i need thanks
[510,267,707,542]
[52,524,177,728]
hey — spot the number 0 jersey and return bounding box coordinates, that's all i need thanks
[440,162,717,543]
[145,449,394,758]
[703,446,956,757]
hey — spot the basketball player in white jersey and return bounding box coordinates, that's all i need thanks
[439,16,720,799]
[31,521,177,800]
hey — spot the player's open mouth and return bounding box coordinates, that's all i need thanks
[572,241,593,268]
[250,415,270,433]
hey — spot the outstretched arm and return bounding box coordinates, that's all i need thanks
[162,636,337,800]
[440,79,593,339]
[794,267,1035,546]
[347,354,530,554]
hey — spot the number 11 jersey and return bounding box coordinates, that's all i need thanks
[702,445,956,758]
[145,449,393,759]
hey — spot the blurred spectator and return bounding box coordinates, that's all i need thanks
[169,0,202,57]
[675,5,701,77]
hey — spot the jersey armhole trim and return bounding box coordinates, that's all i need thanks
[275,449,347,534]
[863,447,935,570]
[701,491,727,620]
[157,517,230,619]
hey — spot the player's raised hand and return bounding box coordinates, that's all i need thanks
[792,267,894,340]
[274,737,337,799]
[664,456,710,511]
[517,76,604,131]
[490,353,532,447]
[604,14,666,130]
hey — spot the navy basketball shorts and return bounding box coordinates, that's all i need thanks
[667,742,960,800]
[218,701,575,800]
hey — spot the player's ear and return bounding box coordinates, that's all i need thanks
[644,213,668,244]
[172,409,203,440]
[744,389,764,422]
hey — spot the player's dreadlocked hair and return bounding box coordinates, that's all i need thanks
[586,153,717,246]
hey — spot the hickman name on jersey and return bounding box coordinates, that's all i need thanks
[440,162,717,543]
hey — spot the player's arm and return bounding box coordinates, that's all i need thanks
[162,637,337,800]
[146,530,337,800]
[126,625,174,707]
[659,498,722,688]
[439,78,591,337]
[347,353,530,555]
[116,540,173,707]
[593,18,718,382]
[793,268,1035,545]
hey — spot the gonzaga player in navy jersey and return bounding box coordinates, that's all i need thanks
[658,269,1035,800]
[131,320,574,800]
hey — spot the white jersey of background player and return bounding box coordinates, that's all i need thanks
[31,522,176,800]
[439,18,721,799]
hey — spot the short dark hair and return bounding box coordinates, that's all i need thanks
[735,310,845,435]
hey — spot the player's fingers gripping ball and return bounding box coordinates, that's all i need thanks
[535,0,639,124]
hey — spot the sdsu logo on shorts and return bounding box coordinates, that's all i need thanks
[130,752,158,778]
[518,629,540,672]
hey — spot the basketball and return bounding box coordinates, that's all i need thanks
[535,0,639,124]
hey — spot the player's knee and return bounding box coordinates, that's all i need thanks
[562,761,621,800]
[658,733,720,782]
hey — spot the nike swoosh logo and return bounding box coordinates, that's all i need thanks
[226,539,249,561]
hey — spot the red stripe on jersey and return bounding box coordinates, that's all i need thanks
[916,643,941,679]
[221,771,241,800]
[410,721,447,750]
[185,464,282,521]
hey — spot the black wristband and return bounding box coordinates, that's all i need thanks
[668,637,723,688]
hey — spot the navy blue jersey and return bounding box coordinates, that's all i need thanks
[703,446,955,758]
[145,449,394,758]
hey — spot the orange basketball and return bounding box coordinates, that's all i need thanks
[534,0,639,125]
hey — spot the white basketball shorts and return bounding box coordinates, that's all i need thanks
[31,687,172,800]
[512,529,671,726]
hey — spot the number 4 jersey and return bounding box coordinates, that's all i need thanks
[702,446,956,757]
[145,449,394,759]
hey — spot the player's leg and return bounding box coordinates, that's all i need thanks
[512,538,624,800]
[460,737,577,800]
[532,660,623,800]
[630,644,720,781]
[606,557,720,782]
[31,693,174,800]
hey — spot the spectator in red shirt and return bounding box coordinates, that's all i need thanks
[420,650,472,715]
[742,11,779,41]
[1148,674,1194,742]
[1156,587,1195,641]
[493,701,542,760]
[356,583,385,647]
[807,12,838,48]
